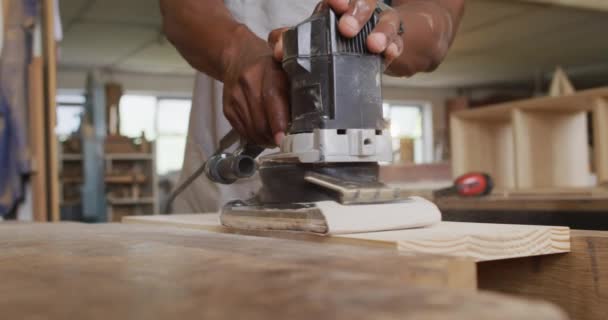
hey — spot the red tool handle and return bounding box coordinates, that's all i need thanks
[454,172,493,197]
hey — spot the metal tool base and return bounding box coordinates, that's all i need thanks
[220,200,329,233]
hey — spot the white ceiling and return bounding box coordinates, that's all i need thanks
[58,0,608,88]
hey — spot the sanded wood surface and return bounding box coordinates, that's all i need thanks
[0,223,568,320]
[479,229,608,320]
[124,214,570,262]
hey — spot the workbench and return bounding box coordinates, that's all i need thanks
[437,196,608,230]
[1,223,567,320]
[124,214,608,320]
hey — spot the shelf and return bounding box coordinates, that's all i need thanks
[107,197,155,205]
[105,174,147,184]
[105,153,154,161]
[451,88,607,190]
[62,154,82,161]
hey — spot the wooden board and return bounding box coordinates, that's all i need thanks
[123,214,570,262]
[451,117,515,188]
[27,58,47,222]
[42,0,59,221]
[513,109,591,188]
[595,98,608,185]
[0,223,568,320]
[479,229,608,320]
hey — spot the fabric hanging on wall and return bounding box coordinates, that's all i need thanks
[0,0,37,217]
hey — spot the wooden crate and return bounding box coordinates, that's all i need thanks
[451,88,608,190]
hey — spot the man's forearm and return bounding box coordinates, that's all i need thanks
[160,0,266,82]
[389,0,465,76]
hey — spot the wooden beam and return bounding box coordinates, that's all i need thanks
[123,214,571,262]
[0,223,567,319]
[27,58,48,222]
[479,229,608,320]
[594,98,608,185]
[520,0,608,12]
[42,0,59,221]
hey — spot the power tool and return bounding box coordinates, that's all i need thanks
[167,4,441,234]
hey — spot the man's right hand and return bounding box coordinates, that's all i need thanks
[221,26,290,147]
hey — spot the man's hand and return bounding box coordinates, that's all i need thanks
[221,27,289,147]
[270,0,404,66]
[270,0,464,77]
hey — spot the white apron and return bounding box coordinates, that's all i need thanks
[174,0,319,213]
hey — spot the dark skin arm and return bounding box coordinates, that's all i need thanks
[161,0,465,147]
[160,0,289,146]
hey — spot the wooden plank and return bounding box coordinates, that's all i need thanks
[438,195,608,212]
[42,0,59,221]
[123,214,570,262]
[521,0,608,12]
[450,117,515,188]
[513,109,591,188]
[479,229,608,320]
[453,87,608,119]
[595,98,608,185]
[27,58,48,222]
[0,223,569,320]
[548,67,575,97]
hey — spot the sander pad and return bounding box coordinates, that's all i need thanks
[220,196,441,235]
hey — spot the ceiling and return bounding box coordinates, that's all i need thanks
[58,0,608,88]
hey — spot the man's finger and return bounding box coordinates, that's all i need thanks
[334,0,377,38]
[324,0,349,13]
[262,64,290,146]
[268,27,289,62]
[367,10,400,53]
[223,101,247,140]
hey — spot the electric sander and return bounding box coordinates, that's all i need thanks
[169,5,441,234]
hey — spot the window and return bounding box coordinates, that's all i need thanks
[56,94,85,140]
[383,101,433,164]
[155,99,191,175]
[119,95,191,175]
[119,95,157,139]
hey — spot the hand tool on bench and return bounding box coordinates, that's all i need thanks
[434,173,494,198]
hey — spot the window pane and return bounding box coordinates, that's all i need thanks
[57,94,85,104]
[157,99,191,135]
[56,106,83,138]
[156,136,187,175]
[120,95,157,139]
[389,106,421,138]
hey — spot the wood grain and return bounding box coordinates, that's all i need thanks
[479,229,608,320]
[124,214,570,262]
[595,98,608,185]
[0,223,568,320]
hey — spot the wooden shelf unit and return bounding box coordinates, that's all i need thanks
[451,87,608,190]
[59,137,159,222]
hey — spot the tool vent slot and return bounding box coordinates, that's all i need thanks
[336,17,376,54]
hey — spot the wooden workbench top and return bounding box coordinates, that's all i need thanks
[0,223,566,320]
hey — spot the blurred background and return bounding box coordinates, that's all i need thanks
[2,0,608,222]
